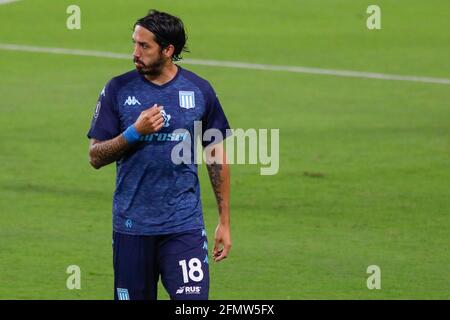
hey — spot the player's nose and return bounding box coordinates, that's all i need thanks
[133,45,141,58]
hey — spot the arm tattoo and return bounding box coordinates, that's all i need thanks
[89,135,130,169]
[207,163,224,215]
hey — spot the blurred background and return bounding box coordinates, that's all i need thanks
[0,0,449,299]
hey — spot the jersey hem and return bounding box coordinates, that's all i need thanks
[112,224,205,236]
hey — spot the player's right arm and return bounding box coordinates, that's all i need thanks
[89,136,129,169]
[88,104,164,169]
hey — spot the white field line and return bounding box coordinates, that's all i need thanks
[0,43,449,85]
[0,0,21,5]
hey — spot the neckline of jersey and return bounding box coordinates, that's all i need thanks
[138,65,182,89]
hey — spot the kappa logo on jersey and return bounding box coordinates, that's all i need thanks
[161,109,171,127]
[179,91,195,109]
[117,288,130,300]
[124,96,141,106]
[100,87,106,97]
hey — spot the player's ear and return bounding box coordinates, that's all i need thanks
[163,44,175,59]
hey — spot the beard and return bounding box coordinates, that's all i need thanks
[134,53,166,77]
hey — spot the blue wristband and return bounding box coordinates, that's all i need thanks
[122,125,141,144]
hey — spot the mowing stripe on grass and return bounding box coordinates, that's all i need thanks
[0,43,449,85]
[0,0,21,5]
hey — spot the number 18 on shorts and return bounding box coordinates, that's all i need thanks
[113,228,210,300]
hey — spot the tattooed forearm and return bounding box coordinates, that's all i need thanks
[206,145,230,220]
[207,163,224,214]
[89,135,131,169]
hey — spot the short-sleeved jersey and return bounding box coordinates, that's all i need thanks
[87,67,230,235]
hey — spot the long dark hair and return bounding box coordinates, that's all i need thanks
[134,9,189,61]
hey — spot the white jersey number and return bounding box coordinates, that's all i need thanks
[178,258,204,283]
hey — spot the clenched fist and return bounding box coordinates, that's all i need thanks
[134,104,164,135]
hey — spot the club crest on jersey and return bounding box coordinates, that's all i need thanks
[124,96,141,106]
[179,91,195,109]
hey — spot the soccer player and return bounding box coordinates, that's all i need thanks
[86,9,231,300]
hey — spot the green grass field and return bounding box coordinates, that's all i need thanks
[0,0,449,299]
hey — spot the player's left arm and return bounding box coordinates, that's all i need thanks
[206,142,231,262]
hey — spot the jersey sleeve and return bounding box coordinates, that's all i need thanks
[87,79,120,141]
[201,85,231,148]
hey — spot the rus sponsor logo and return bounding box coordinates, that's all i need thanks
[176,286,201,295]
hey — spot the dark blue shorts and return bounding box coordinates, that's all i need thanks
[113,228,209,300]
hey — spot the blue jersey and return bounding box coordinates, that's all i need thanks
[87,67,230,235]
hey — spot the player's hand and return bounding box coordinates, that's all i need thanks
[213,223,231,262]
[134,104,164,135]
